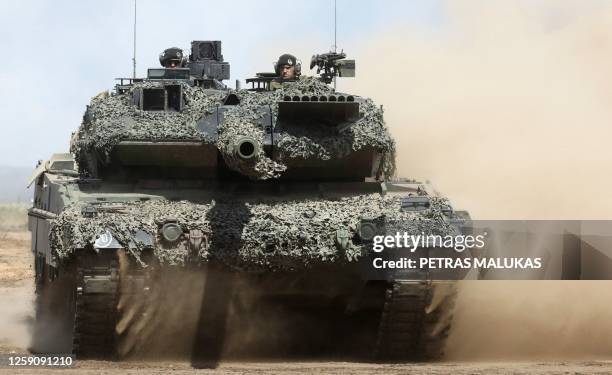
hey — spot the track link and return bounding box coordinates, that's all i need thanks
[73,252,120,357]
[374,281,456,361]
[72,250,150,358]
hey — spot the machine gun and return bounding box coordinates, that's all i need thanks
[310,51,355,84]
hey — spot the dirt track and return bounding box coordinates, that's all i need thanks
[2,358,612,375]
[2,231,612,374]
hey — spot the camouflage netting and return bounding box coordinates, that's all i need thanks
[71,81,225,174]
[235,77,397,177]
[217,105,286,180]
[72,76,396,179]
[49,195,453,270]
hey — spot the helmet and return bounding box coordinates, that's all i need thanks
[159,47,185,67]
[274,53,301,77]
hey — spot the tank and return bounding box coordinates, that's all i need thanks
[27,40,468,361]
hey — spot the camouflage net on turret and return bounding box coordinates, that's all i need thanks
[49,195,453,270]
[72,77,396,179]
[235,77,396,177]
[71,81,225,175]
[217,105,286,180]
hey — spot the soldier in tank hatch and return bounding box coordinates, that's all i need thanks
[276,53,300,80]
[270,53,301,89]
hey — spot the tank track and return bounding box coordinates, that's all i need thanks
[73,252,120,357]
[373,281,456,361]
[73,250,149,358]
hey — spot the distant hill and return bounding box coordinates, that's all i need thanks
[0,165,34,203]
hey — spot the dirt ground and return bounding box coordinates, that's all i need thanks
[2,232,612,374]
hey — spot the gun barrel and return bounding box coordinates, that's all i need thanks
[233,137,259,160]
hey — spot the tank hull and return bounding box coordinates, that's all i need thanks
[29,174,460,360]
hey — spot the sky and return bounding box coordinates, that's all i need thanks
[0,0,443,168]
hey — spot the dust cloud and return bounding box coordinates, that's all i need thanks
[0,232,33,352]
[0,280,33,351]
[341,1,612,360]
[117,266,337,361]
[341,0,612,220]
[447,281,612,360]
[116,264,207,359]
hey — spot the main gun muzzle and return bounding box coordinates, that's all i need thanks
[233,137,259,160]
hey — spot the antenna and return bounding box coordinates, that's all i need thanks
[334,0,337,53]
[333,0,337,89]
[132,0,137,78]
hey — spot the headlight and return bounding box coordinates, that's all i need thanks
[161,222,183,243]
[358,217,386,242]
[359,222,377,242]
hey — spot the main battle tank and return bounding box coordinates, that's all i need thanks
[28,40,467,361]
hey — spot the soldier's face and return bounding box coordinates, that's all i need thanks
[280,64,296,79]
[166,60,179,68]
